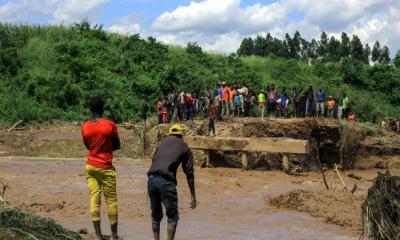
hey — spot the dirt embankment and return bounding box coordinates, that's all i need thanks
[145,118,343,172]
[1,118,400,171]
[0,122,145,159]
[269,190,365,234]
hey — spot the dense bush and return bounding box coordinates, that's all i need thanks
[0,21,399,123]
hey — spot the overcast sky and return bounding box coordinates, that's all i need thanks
[0,0,399,56]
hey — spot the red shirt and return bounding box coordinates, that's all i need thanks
[209,104,216,120]
[222,87,229,101]
[81,118,119,169]
[347,114,356,122]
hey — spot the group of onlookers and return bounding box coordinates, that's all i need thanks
[157,82,358,124]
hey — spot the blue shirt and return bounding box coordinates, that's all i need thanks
[234,95,241,106]
[218,87,223,97]
[316,90,326,102]
[280,95,287,106]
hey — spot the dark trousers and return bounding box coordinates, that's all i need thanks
[147,175,179,226]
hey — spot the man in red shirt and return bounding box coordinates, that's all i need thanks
[81,97,121,240]
[347,111,356,122]
[222,82,230,117]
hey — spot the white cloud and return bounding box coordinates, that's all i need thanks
[153,0,240,34]
[0,0,55,22]
[108,14,142,35]
[53,0,109,24]
[202,32,243,53]
[152,0,287,35]
[152,0,290,54]
[284,0,394,30]
[0,0,108,24]
[1,0,399,56]
[151,0,400,56]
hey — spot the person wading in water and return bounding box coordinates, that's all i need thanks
[147,124,197,240]
[81,97,121,240]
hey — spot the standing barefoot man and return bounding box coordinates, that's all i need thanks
[147,124,197,240]
[81,97,121,240]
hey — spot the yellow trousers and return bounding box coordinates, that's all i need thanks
[86,165,118,225]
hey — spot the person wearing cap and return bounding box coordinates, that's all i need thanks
[147,124,197,240]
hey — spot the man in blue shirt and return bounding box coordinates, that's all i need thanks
[316,86,326,117]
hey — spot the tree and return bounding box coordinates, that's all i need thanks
[265,33,274,57]
[280,40,290,58]
[380,46,391,64]
[300,38,309,61]
[350,35,364,62]
[394,51,400,68]
[254,35,266,56]
[186,42,203,55]
[340,58,364,85]
[290,31,301,59]
[271,38,283,57]
[317,31,328,61]
[339,32,351,59]
[371,41,381,63]
[363,44,371,64]
[328,36,340,62]
[237,37,254,56]
[308,39,318,60]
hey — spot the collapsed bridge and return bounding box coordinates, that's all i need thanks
[145,118,344,172]
[186,136,309,171]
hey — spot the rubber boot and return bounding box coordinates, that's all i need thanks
[167,223,176,240]
[152,222,160,240]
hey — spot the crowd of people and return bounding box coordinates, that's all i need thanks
[156,82,357,125]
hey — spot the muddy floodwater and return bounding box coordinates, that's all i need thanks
[2,157,393,240]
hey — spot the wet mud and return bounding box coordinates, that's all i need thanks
[2,158,396,239]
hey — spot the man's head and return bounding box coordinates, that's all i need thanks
[89,96,104,116]
[168,124,185,137]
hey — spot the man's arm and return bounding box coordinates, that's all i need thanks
[112,135,120,151]
[81,125,90,150]
[83,139,90,150]
[186,174,196,209]
[111,124,121,151]
[182,148,196,209]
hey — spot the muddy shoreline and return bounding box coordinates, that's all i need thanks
[2,157,395,239]
[1,119,400,239]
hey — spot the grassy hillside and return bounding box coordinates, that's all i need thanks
[0,21,399,123]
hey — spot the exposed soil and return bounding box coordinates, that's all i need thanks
[1,120,400,239]
[2,157,389,240]
[0,122,144,158]
[270,190,365,232]
[145,118,343,173]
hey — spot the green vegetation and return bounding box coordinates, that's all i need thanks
[0,21,399,123]
[0,202,82,240]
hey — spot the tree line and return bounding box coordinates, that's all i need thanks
[237,31,393,64]
[0,21,399,123]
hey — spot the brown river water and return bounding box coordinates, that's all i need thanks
[0,158,374,240]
